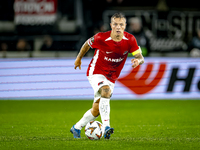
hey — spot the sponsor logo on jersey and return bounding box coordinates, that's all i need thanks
[91,36,94,43]
[98,81,104,86]
[88,36,94,46]
[123,51,128,55]
[104,56,124,62]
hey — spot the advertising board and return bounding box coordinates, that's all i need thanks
[0,58,199,100]
[14,0,57,25]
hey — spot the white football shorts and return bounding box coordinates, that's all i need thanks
[87,74,115,102]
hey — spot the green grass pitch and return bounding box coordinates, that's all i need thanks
[0,100,200,150]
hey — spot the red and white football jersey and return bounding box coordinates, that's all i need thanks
[87,30,140,83]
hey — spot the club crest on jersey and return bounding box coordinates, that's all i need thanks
[104,56,124,62]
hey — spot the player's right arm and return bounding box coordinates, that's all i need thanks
[75,33,100,70]
[74,40,91,70]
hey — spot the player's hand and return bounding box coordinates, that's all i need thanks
[131,59,139,68]
[74,57,82,70]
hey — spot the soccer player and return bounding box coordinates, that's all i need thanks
[70,12,144,139]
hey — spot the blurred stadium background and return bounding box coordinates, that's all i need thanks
[1,2,199,149]
[0,0,200,100]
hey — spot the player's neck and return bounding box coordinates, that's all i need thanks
[110,31,123,42]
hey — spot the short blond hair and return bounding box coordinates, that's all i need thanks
[111,12,126,23]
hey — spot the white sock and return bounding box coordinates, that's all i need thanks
[99,97,110,128]
[74,109,97,130]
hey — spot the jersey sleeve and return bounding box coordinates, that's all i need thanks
[129,36,142,56]
[87,32,101,49]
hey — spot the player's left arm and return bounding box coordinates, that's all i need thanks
[129,36,144,68]
[131,53,144,68]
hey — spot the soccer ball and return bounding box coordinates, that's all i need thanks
[85,121,103,140]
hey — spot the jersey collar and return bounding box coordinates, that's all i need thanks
[105,35,128,41]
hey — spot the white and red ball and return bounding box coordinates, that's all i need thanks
[85,121,103,140]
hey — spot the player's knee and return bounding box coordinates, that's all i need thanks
[100,85,111,98]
